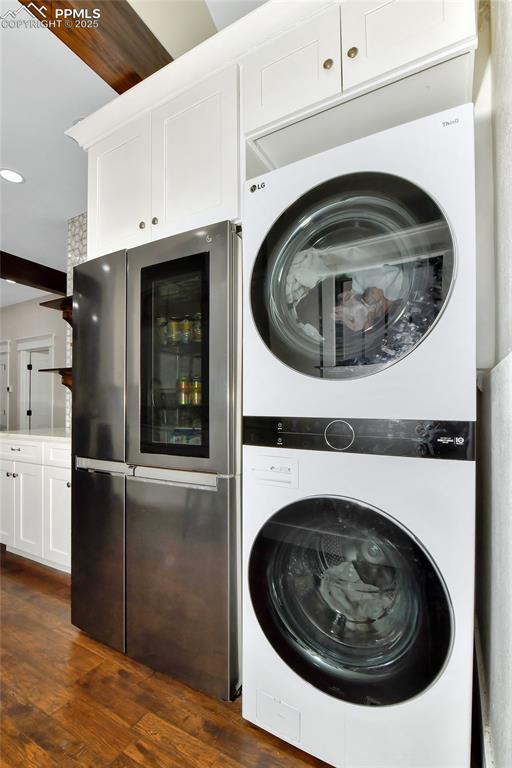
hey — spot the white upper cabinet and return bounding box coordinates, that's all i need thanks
[151,66,239,239]
[242,5,342,134]
[88,114,151,259]
[340,0,476,91]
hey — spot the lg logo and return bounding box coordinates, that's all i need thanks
[455,437,465,445]
[250,182,266,193]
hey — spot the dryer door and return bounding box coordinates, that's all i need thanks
[249,496,453,706]
[251,173,454,379]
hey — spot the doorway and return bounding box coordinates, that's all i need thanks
[0,341,10,431]
[17,335,54,431]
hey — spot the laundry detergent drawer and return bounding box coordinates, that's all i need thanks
[0,439,42,465]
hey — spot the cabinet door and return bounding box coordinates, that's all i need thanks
[242,5,341,134]
[88,114,151,259]
[13,461,43,557]
[151,66,239,239]
[341,0,476,91]
[0,459,14,545]
[43,466,71,568]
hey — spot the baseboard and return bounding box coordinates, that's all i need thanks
[475,620,496,768]
[6,546,70,574]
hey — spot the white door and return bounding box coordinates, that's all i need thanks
[43,466,71,568]
[242,5,342,134]
[340,0,476,91]
[28,349,52,429]
[151,66,239,239]
[87,114,152,259]
[13,461,43,556]
[0,352,8,430]
[0,459,14,545]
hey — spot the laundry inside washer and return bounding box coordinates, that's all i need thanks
[251,172,454,379]
[249,495,452,706]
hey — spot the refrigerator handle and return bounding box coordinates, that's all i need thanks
[130,475,220,493]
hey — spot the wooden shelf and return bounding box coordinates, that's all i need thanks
[40,295,73,326]
[39,367,73,391]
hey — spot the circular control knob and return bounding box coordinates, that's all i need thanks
[324,420,355,451]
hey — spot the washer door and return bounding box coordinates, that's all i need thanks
[249,496,453,706]
[251,173,454,379]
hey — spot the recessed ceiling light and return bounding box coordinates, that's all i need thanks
[0,168,25,184]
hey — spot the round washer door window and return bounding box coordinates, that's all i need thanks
[251,173,455,379]
[249,497,452,706]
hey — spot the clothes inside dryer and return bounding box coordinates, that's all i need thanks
[251,173,454,379]
[249,496,453,706]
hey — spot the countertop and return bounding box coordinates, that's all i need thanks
[0,428,71,442]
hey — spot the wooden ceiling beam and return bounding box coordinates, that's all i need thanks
[18,0,172,94]
[0,251,67,295]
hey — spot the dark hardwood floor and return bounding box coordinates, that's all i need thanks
[0,551,328,768]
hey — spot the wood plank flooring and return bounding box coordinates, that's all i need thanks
[0,551,328,768]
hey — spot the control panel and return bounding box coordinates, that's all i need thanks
[243,416,475,461]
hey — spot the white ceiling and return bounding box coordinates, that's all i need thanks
[205,0,266,31]
[0,0,265,308]
[0,0,115,306]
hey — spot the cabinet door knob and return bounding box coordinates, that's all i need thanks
[12,473,18,478]
[152,217,159,225]
[6,472,12,477]
[323,58,334,70]
[66,481,71,488]
[347,47,359,59]
[139,221,146,229]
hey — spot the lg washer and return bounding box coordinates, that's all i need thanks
[242,418,475,768]
[243,104,475,422]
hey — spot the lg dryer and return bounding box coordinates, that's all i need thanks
[243,105,475,422]
[242,420,475,768]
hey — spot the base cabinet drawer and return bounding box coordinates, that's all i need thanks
[43,441,72,469]
[0,440,43,465]
[43,466,71,568]
[14,461,43,557]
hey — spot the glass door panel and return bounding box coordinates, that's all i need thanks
[140,252,209,457]
[251,173,454,379]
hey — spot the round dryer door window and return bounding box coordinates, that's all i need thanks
[249,497,453,706]
[251,173,455,379]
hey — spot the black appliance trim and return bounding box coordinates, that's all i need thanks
[243,416,475,461]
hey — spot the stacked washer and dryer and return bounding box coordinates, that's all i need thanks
[241,105,476,768]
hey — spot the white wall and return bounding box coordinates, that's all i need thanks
[477,2,512,767]
[0,295,67,430]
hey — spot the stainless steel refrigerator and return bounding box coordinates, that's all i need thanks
[71,222,241,700]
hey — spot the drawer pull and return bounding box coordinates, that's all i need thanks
[10,447,21,452]
[66,482,71,488]
[12,473,18,478]
[6,472,12,477]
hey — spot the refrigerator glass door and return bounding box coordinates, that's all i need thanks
[140,252,209,458]
[127,223,238,474]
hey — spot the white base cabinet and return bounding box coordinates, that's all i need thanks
[14,461,43,557]
[43,466,71,568]
[0,459,15,546]
[0,435,71,572]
